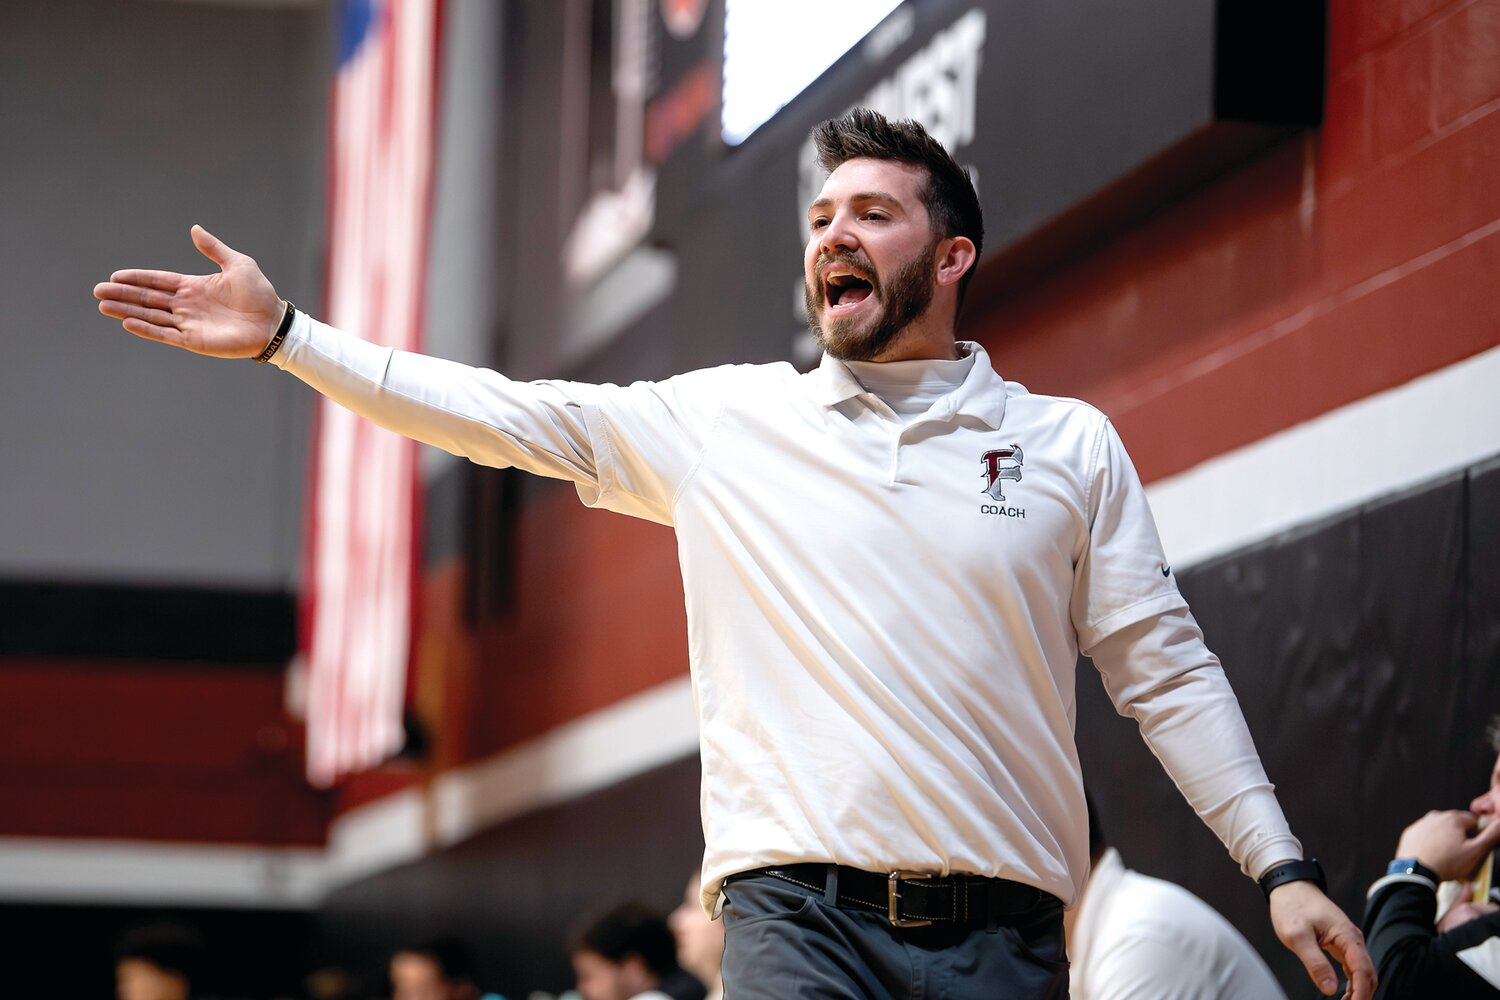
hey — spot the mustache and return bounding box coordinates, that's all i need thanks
[815,251,879,288]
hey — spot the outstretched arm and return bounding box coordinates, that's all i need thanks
[95,227,712,521]
[94,225,284,358]
[94,226,602,484]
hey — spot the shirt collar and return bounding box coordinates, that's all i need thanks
[807,341,1008,429]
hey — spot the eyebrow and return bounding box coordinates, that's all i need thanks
[807,191,902,215]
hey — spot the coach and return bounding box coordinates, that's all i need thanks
[96,110,1372,1000]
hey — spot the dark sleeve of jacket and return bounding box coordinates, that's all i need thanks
[1363,877,1500,998]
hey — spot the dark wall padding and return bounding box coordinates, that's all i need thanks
[1080,456,1500,992]
[0,580,294,662]
[316,756,704,997]
[0,904,312,999]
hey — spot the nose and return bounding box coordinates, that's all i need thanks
[818,209,860,256]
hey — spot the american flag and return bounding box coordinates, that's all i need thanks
[305,0,442,787]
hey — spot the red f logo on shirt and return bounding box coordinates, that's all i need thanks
[981,446,1024,501]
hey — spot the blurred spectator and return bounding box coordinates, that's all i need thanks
[1067,792,1286,999]
[668,873,723,1000]
[571,903,697,1000]
[303,966,366,1000]
[1363,720,1500,997]
[115,921,207,1000]
[391,938,503,1000]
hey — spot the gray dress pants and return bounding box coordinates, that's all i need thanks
[720,872,1070,999]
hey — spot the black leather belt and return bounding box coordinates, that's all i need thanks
[745,863,1049,929]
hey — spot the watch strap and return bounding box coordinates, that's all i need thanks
[1259,858,1327,900]
[1386,858,1440,884]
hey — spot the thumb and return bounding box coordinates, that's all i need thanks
[191,224,242,270]
[1475,814,1500,850]
[1294,941,1339,996]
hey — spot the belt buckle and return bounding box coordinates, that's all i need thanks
[887,871,934,927]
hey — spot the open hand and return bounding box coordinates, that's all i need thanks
[94,225,282,358]
[1269,880,1375,999]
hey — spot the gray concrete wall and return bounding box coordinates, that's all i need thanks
[0,0,329,589]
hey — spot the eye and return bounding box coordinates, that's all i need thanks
[863,211,889,222]
[809,216,829,230]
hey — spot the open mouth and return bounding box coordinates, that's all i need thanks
[824,268,874,310]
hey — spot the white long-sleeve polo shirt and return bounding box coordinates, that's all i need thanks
[272,314,1300,911]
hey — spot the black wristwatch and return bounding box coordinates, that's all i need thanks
[1386,857,1440,884]
[1258,858,1327,900]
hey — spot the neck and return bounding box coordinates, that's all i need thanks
[868,296,961,361]
[868,322,960,362]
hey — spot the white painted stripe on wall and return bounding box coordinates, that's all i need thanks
[1149,343,1500,570]
[428,674,700,850]
[0,837,327,908]
[4,347,1496,907]
[323,785,429,888]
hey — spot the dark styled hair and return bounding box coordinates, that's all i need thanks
[114,921,206,986]
[572,902,679,977]
[811,108,985,307]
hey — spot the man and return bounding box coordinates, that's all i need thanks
[1362,723,1500,997]
[669,873,724,1000]
[1068,793,1286,998]
[571,904,683,1000]
[95,109,1372,999]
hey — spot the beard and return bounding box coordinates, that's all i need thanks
[804,242,938,362]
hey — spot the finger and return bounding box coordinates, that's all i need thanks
[98,300,180,330]
[190,224,242,270]
[1324,928,1376,1000]
[1347,959,1377,1000]
[106,269,185,293]
[93,282,175,311]
[1285,928,1339,995]
[121,316,185,346]
[1476,813,1500,848]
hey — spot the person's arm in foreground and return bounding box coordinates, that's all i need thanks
[94,226,609,487]
[1088,611,1375,1000]
[1076,422,1373,998]
[1362,809,1500,996]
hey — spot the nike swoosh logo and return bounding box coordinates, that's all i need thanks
[1160,565,1171,577]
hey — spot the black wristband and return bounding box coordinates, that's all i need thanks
[1258,858,1327,900]
[254,300,296,363]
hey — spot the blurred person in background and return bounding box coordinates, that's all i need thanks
[570,903,692,1000]
[115,921,206,1000]
[390,937,503,1000]
[302,966,368,1000]
[1067,791,1286,999]
[668,873,723,1000]
[96,108,1373,1000]
[1362,718,1500,997]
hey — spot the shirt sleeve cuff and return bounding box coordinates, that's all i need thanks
[1246,835,1305,882]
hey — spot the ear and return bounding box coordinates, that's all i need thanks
[934,236,977,289]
